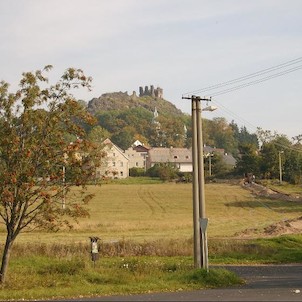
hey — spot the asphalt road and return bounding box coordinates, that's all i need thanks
[61,264,302,302]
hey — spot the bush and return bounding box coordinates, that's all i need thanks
[129,167,146,177]
[146,163,179,181]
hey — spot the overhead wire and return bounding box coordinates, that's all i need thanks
[210,65,302,97]
[183,56,302,152]
[210,98,302,153]
[184,56,302,96]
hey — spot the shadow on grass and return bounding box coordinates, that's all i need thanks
[224,198,302,213]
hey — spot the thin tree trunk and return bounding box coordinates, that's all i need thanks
[0,234,14,284]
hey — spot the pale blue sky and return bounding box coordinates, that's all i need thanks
[0,0,301,138]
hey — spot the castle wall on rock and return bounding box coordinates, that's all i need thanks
[139,85,163,99]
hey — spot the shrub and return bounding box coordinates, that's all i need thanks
[129,167,146,177]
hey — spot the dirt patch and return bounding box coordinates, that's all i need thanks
[235,182,302,238]
[236,217,302,238]
[263,216,302,236]
[242,182,302,202]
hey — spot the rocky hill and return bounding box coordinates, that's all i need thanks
[87,89,184,117]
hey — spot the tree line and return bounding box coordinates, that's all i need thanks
[85,99,302,184]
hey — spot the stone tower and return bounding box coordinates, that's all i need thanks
[139,85,163,99]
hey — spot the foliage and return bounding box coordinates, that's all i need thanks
[86,90,302,182]
[0,254,242,300]
[87,125,110,144]
[111,126,136,150]
[204,118,237,155]
[146,163,179,181]
[231,122,259,150]
[0,66,103,283]
[210,235,302,264]
[1,234,302,299]
[284,148,302,184]
[129,167,146,177]
[177,172,192,183]
[210,153,231,177]
[235,143,260,176]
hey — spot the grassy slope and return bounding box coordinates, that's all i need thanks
[5,182,302,244]
[1,181,302,300]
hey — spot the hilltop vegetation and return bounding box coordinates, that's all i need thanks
[88,91,183,116]
[84,90,302,184]
[85,91,257,154]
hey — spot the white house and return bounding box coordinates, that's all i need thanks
[146,147,192,172]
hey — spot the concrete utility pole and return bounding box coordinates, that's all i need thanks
[279,151,284,184]
[182,95,214,270]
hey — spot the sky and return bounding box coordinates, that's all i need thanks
[0,0,301,138]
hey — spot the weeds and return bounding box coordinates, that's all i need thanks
[0,255,241,300]
[1,235,301,300]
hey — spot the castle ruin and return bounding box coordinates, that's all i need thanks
[139,85,163,99]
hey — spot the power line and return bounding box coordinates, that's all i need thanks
[210,99,302,153]
[211,65,302,97]
[182,57,302,152]
[183,56,302,97]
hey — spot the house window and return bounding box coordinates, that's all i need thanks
[120,171,123,177]
[120,162,123,167]
[113,153,116,157]
[136,162,139,167]
[112,162,116,167]
[174,155,178,159]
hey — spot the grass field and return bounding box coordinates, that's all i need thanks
[0,180,301,300]
[4,181,302,245]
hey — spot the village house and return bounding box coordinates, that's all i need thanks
[125,141,150,170]
[97,140,236,178]
[96,138,129,179]
[204,146,236,168]
[146,147,192,172]
[146,146,236,174]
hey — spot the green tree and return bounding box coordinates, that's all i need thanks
[88,125,110,144]
[260,143,278,179]
[0,66,101,283]
[146,163,178,181]
[111,126,136,150]
[235,144,260,176]
[211,153,231,177]
[230,121,258,151]
[284,148,302,184]
[206,117,237,154]
[259,135,292,180]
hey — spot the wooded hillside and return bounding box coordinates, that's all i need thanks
[85,91,258,155]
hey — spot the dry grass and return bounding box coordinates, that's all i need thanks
[2,182,302,245]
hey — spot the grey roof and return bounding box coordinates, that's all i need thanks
[148,147,191,163]
[223,154,236,166]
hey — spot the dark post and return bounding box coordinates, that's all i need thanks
[89,237,100,268]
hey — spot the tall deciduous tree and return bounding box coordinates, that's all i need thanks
[236,143,260,176]
[0,66,102,283]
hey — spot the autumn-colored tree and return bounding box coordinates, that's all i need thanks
[0,66,102,283]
